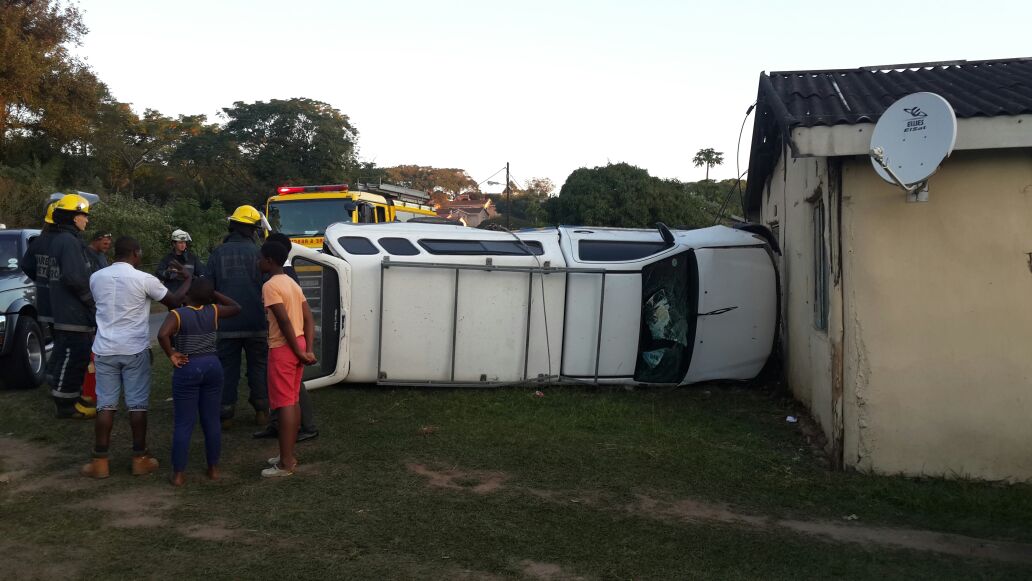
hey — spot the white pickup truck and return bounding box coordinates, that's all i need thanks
[288,222,778,389]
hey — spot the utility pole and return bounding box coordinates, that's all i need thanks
[505,161,511,230]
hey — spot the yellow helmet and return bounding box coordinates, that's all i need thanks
[53,194,90,214]
[44,201,57,225]
[228,205,262,225]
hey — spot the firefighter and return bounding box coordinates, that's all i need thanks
[21,202,58,332]
[156,229,204,299]
[44,194,98,418]
[205,205,269,427]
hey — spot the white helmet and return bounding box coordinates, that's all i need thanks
[171,229,192,242]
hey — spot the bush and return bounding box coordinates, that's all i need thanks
[87,194,173,272]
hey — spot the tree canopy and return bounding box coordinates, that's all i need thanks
[692,148,724,181]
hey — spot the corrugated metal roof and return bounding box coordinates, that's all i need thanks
[767,57,1032,127]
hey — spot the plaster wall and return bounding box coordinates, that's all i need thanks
[760,151,842,445]
[840,148,1032,481]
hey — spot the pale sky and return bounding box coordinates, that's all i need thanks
[73,0,1030,193]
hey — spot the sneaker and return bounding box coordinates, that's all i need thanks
[296,429,319,443]
[261,463,295,478]
[267,456,302,467]
[252,425,278,439]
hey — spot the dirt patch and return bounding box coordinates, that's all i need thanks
[86,488,177,529]
[632,494,1032,565]
[781,519,1032,565]
[0,437,60,484]
[180,519,245,542]
[519,560,590,581]
[11,468,93,494]
[633,494,768,527]
[407,463,508,494]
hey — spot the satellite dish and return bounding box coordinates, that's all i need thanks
[869,92,957,192]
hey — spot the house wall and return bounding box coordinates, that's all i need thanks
[759,149,844,452]
[840,148,1032,481]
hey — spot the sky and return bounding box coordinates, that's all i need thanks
[72,0,1030,193]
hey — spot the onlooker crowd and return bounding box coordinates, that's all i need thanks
[21,194,319,484]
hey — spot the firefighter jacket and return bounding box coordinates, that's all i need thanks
[21,228,55,323]
[204,232,267,338]
[156,250,204,294]
[46,225,97,332]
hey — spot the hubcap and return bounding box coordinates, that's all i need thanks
[26,330,43,374]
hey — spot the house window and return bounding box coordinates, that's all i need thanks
[812,201,829,331]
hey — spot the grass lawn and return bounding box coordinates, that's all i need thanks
[2,357,1031,580]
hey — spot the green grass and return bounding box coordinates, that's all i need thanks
[1,357,1031,580]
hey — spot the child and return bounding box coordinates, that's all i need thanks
[258,241,316,477]
[157,278,240,486]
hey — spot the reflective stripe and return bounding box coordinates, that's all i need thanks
[54,323,96,332]
[51,390,80,399]
[57,346,70,388]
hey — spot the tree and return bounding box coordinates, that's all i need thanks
[0,1,105,154]
[91,102,199,196]
[692,148,724,181]
[221,98,359,196]
[555,163,713,229]
[384,165,478,199]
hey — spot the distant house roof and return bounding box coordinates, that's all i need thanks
[745,57,1032,217]
[766,57,1032,128]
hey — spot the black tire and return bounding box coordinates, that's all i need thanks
[1,316,47,389]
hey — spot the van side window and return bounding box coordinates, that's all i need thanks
[418,239,544,256]
[378,237,419,256]
[336,236,379,255]
[578,240,668,261]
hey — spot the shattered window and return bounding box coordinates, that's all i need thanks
[634,251,694,383]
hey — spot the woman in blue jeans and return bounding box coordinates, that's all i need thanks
[157,278,241,486]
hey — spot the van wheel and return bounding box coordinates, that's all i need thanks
[3,316,46,389]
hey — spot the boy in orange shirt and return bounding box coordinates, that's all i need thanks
[258,241,316,477]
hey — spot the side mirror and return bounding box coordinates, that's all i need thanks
[656,222,675,247]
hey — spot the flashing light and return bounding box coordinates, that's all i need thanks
[276,184,350,195]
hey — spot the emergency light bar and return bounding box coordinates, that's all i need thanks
[277,184,350,195]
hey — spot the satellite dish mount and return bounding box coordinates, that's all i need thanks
[868,92,957,202]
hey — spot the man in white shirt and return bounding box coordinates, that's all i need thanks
[80,236,193,479]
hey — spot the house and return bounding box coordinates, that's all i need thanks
[435,195,498,228]
[744,57,1032,481]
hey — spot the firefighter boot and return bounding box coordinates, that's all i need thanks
[74,396,97,419]
[131,451,159,476]
[80,454,110,479]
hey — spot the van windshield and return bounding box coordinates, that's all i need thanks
[0,236,20,270]
[268,199,357,237]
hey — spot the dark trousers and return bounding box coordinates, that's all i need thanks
[171,354,222,472]
[47,330,91,408]
[271,384,317,432]
[216,336,268,418]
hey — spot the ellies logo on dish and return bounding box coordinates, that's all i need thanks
[903,106,928,118]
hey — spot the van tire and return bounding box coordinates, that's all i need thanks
[1,316,46,389]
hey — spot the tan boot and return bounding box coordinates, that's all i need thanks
[131,452,159,476]
[80,456,110,479]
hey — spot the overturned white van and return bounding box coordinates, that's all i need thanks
[290,222,779,389]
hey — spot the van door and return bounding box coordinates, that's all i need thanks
[288,245,352,389]
[682,246,777,383]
